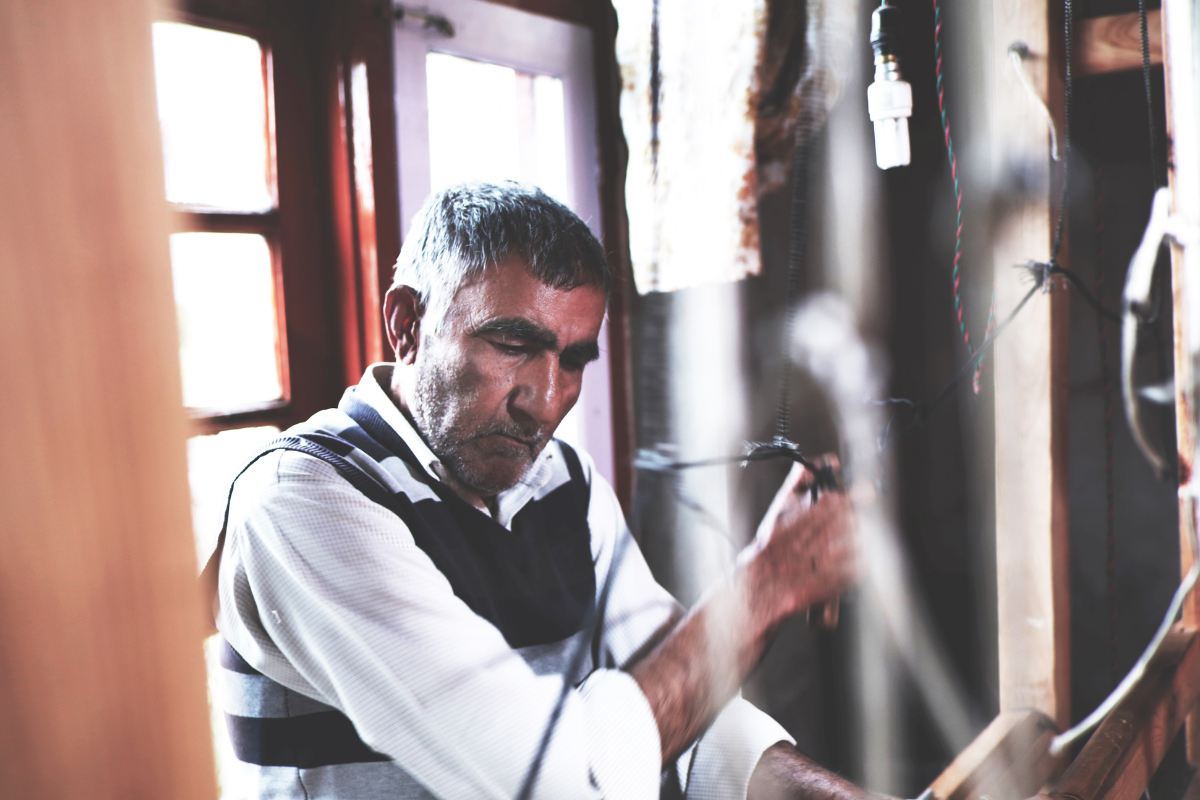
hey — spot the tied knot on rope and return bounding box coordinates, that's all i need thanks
[1019,259,1056,293]
[1018,259,1123,322]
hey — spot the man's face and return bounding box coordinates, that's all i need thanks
[404,256,606,497]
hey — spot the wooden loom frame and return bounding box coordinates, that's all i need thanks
[928,5,1200,800]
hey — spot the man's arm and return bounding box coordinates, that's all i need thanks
[626,461,858,777]
[748,743,870,800]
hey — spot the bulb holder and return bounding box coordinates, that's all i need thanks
[870,3,903,59]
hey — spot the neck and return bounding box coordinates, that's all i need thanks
[433,461,499,516]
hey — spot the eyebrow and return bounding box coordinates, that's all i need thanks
[562,340,601,366]
[470,317,558,349]
[471,317,600,365]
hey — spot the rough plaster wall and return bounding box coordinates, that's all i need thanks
[613,0,767,292]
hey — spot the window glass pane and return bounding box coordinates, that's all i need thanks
[425,53,569,204]
[152,22,274,211]
[186,425,280,567]
[170,233,282,410]
[188,425,279,800]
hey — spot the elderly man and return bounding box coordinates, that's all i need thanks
[210,182,861,800]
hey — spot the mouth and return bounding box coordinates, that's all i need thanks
[476,431,541,453]
[498,433,537,446]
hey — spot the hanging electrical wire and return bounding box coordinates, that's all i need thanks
[932,0,995,393]
[1139,0,1164,188]
[1092,155,1120,686]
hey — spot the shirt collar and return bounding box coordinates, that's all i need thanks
[355,364,557,528]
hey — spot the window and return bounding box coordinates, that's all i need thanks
[153,20,287,563]
[393,0,617,485]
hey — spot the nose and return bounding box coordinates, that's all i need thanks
[509,354,570,431]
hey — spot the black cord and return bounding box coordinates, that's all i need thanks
[515,531,633,800]
[879,278,1044,450]
[1051,0,1073,265]
[776,133,813,441]
[1139,0,1164,188]
[1051,263,1121,323]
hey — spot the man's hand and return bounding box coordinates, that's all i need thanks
[748,742,870,800]
[745,458,858,618]
[628,456,859,763]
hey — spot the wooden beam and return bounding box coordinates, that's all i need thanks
[991,0,1073,730]
[1161,0,1200,765]
[0,1,218,797]
[927,711,1063,800]
[1043,627,1200,800]
[1075,10,1162,78]
[590,0,638,512]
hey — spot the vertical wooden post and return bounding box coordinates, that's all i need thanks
[0,1,217,798]
[991,0,1072,730]
[1166,0,1195,638]
[324,0,402,386]
[1161,0,1200,764]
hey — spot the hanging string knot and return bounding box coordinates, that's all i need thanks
[1018,259,1055,293]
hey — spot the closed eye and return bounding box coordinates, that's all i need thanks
[490,340,529,355]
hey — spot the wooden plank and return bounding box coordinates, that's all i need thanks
[589,0,638,511]
[991,0,1073,730]
[323,2,369,390]
[479,0,594,26]
[1045,627,1200,800]
[1075,10,1162,78]
[268,0,344,425]
[927,711,1063,800]
[0,1,218,797]
[173,210,280,235]
[355,0,404,365]
[1160,0,1200,765]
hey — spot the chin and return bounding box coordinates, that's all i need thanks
[455,452,533,496]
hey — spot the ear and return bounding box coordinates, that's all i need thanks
[384,285,423,365]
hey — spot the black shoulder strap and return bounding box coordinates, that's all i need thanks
[199,433,393,625]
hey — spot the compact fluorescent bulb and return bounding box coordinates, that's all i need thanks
[867,2,911,170]
[868,69,912,169]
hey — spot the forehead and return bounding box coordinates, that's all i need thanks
[446,255,607,334]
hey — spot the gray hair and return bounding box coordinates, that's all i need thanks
[393,181,611,332]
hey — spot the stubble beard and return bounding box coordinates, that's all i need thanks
[410,354,546,497]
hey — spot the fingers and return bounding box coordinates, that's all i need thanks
[790,452,843,498]
[781,461,813,494]
[754,452,848,552]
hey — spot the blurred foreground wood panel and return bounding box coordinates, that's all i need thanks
[0,1,217,798]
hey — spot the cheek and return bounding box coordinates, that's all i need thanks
[424,343,510,414]
[559,374,584,413]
